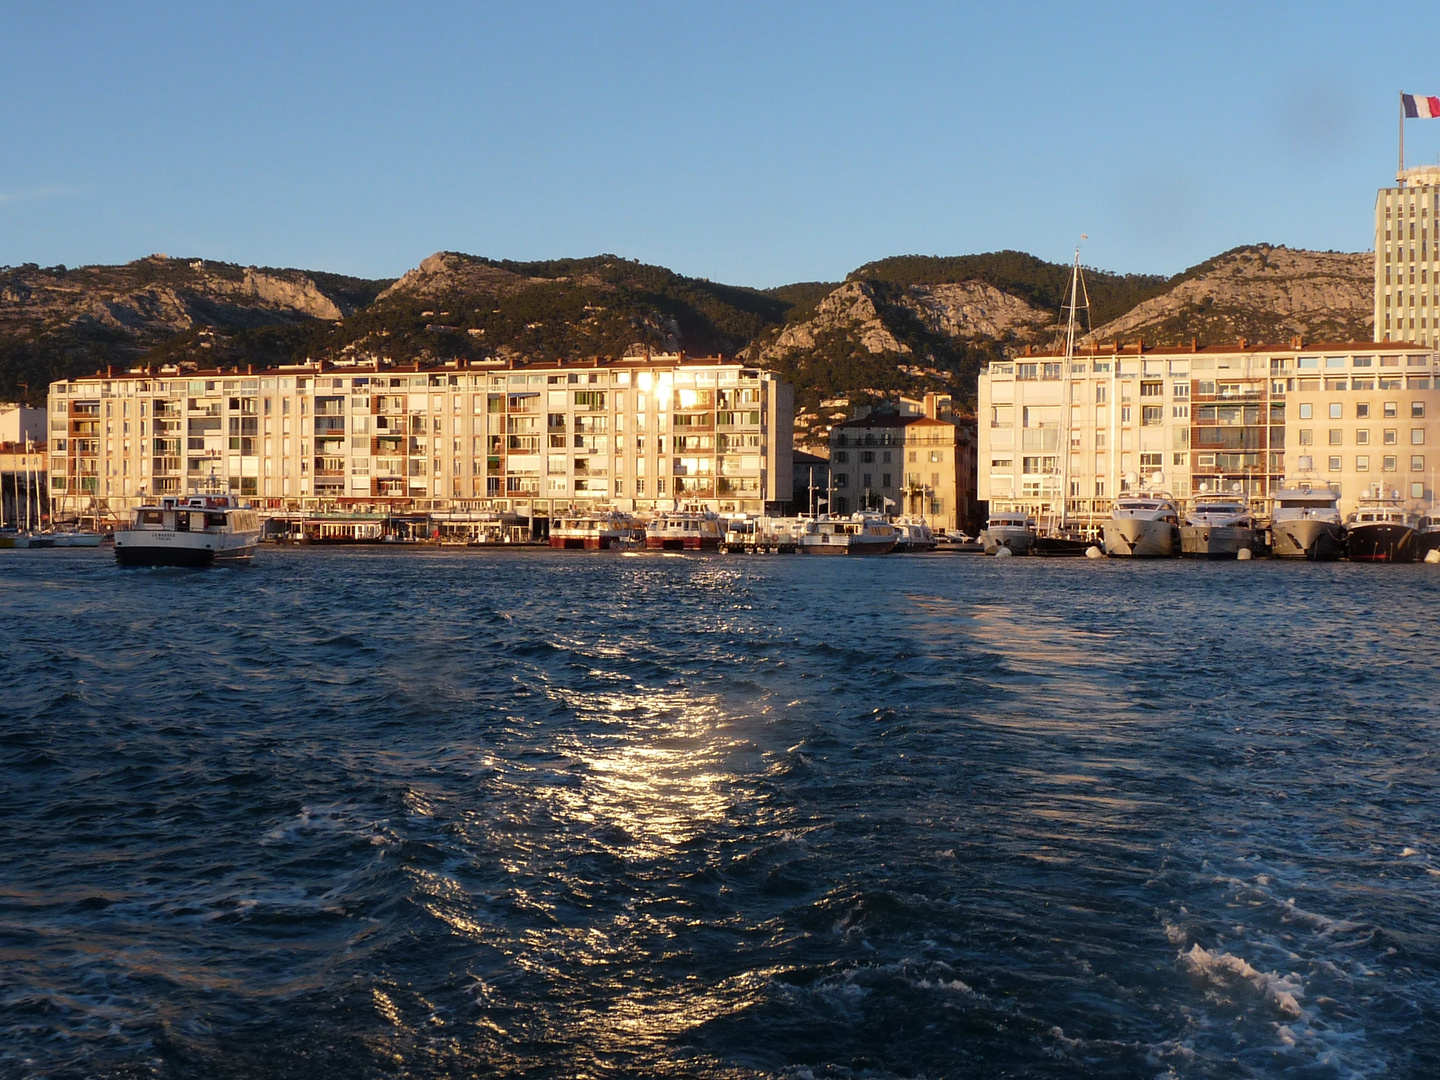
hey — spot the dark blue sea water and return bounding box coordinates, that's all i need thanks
[3,547,1440,1079]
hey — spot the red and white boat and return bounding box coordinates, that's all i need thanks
[644,510,725,551]
[549,511,643,550]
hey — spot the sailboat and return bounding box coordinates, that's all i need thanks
[1032,241,1096,556]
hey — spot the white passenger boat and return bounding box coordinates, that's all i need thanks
[549,511,642,550]
[644,510,725,551]
[979,512,1035,555]
[796,514,897,555]
[1102,493,1181,557]
[1270,480,1345,560]
[892,517,937,553]
[1345,486,1418,563]
[114,494,261,567]
[1180,493,1256,559]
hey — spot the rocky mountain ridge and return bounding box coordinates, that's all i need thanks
[0,246,1375,427]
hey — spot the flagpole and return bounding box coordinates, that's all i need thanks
[1400,91,1406,182]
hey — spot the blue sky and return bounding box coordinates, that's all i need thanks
[2,2,1436,286]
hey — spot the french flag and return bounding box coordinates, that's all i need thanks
[1404,93,1440,118]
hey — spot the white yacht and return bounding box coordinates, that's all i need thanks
[1270,480,1345,560]
[114,493,261,567]
[1102,493,1181,557]
[1180,493,1256,559]
[979,512,1035,555]
[1345,486,1418,563]
[796,514,897,555]
[892,517,937,553]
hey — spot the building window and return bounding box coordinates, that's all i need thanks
[882,450,892,464]
[930,450,942,463]
[1356,455,1370,472]
[861,450,875,463]
[1095,385,1106,403]
[1414,401,1428,418]
[1298,403,1313,419]
[1120,406,1132,423]
[1413,428,1426,445]
[1142,406,1162,425]
[1385,401,1399,417]
[1414,482,1427,498]
[1356,402,1370,418]
[1329,403,1343,418]
[1383,455,1398,472]
[1298,429,1313,445]
[1043,363,1062,379]
[1016,363,1037,380]
[1384,429,1398,445]
[1173,383,1189,398]
[882,473,892,488]
[1328,429,1343,445]
[862,473,872,489]
[1094,480,1105,497]
[1356,430,1370,445]
[1140,452,1162,468]
[1328,456,1342,471]
[1413,455,1426,471]
[1140,381,1163,397]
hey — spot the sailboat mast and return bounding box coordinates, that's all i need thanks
[1059,245,1083,530]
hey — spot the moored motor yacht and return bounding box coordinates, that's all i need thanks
[796,514,897,555]
[114,493,261,567]
[1180,493,1256,559]
[644,510,725,551]
[1102,492,1181,557]
[1269,480,1346,560]
[1419,511,1440,558]
[1345,486,1418,563]
[979,512,1035,555]
[891,516,937,553]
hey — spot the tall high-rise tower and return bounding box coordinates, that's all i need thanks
[1376,166,1440,345]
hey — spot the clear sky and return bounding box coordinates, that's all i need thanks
[2,1,1436,287]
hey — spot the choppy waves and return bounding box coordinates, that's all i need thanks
[2,549,1440,1078]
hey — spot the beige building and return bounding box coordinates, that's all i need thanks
[826,394,974,531]
[47,353,793,525]
[979,340,1440,525]
[1376,166,1440,347]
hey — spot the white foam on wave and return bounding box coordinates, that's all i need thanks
[1180,943,1305,1019]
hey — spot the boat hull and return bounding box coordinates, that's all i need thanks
[797,536,896,555]
[645,536,718,551]
[1271,519,1345,560]
[1031,534,1092,557]
[1179,525,1255,559]
[114,530,257,567]
[980,528,1032,555]
[1103,518,1177,557]
[1346,523,1416,563]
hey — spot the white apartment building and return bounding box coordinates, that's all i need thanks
[1376,166,1440,348]
[47,353,793,525]
[979,340,1440,524]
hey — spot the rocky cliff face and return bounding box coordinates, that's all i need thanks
[759,279,1053,364]
[1088,245,1372,346]
[1,255,373,347]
